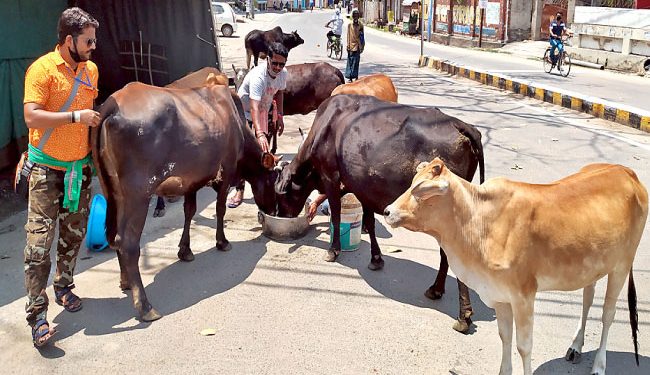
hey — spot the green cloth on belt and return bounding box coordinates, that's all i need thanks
[28,143,92,212]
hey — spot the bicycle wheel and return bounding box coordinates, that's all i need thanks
[559,52,571,77]
[543,49,553,74]
[326,40,332,57]
[335,43,342,60]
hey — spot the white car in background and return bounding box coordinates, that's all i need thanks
[211,1,238,37]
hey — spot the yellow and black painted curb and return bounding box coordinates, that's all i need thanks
[419,56,650,133]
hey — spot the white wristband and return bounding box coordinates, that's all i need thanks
[73,111,81,123]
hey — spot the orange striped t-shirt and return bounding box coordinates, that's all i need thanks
[24,45,99,166]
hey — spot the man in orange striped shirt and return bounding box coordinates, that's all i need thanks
[23,7,101,347]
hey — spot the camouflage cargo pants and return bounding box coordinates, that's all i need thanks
[24,164,92,325]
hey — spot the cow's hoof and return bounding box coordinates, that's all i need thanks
[424,286,444,300]
[119,281,131,291]
[367,257,384,270]
[452,317,472,334]
[324,249,340,262]
[565,348,582,364]
[141,308,163,322]
[177,247,195,262]
[153,208,165,218]
[216,241,232,252]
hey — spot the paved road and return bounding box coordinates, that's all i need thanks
[0,10,649,375]
[369,24,650,111]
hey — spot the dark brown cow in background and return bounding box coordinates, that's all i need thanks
[274,94,485,333]
[244,26,304,68]
[92,83,279,321]
[233,62,344,115]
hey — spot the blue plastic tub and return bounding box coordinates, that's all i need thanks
[86,194,109,252]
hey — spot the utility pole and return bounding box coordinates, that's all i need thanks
[420,1,424,57]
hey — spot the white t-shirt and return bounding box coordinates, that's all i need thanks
[330,14,343,36]
[237,61,288,131]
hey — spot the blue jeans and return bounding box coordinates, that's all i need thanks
[549,39,564,64]
[345,50,361,80]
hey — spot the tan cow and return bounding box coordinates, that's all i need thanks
[166,67,229,89]
[384,158,647,375]
[330,73,398,103]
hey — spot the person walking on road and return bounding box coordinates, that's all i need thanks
[345,9,364,83]
[22,7,100,347]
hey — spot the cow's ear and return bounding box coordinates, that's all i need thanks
[411,179,449,201]
[261,152,275,170]
[416,162,429,172]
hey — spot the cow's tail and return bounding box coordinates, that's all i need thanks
[628,268,639,366]
[92,97,119,248]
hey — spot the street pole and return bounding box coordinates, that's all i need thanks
[478,8,484,47]
[420,1,423,57]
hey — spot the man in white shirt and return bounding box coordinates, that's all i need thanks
[229,42,289,208]
[325,9,343,43]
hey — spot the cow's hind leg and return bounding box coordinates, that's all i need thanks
[177,191,197,261]
[153,196,165,217]
[565,283,595,364]
[591,271,628,375]
[425,247,449,300]
[119,197,162,321]
[214,182,232,251]
[363,206,384,270]
[453,280,474,334]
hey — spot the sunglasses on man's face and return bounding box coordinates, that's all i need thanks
[74,36,97,47]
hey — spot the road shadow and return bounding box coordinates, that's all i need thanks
[51,235,270,340]
[302,235,495,328]
[534,350,648,374]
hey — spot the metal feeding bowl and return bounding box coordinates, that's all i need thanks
[257,204,310,241]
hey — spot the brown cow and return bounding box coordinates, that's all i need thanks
[233,62,344,115]
[385,159,647,375]
[331,73,398,103]
[92,83,279,321]
[153,67,231,218]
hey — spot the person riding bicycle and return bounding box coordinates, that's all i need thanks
[548,12,572,67]
[325,8,343,43]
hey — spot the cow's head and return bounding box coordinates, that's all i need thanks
[286,30,304,49]
[273,161,315,218]
[232,64,249,92]
[384,158,452,232]
[249,152,282,216]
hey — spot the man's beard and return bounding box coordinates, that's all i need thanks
[267,67,278,78]
[68,39,89,63]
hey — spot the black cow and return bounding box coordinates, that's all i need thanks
[245,26,304,68]
[274,94,485,333]
[92,83,278,321]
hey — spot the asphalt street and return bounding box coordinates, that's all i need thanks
[0,9,649,375]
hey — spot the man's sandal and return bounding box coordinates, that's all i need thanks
[227,191,244,208]
[54,286,82,312]
[32,319,56,347]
